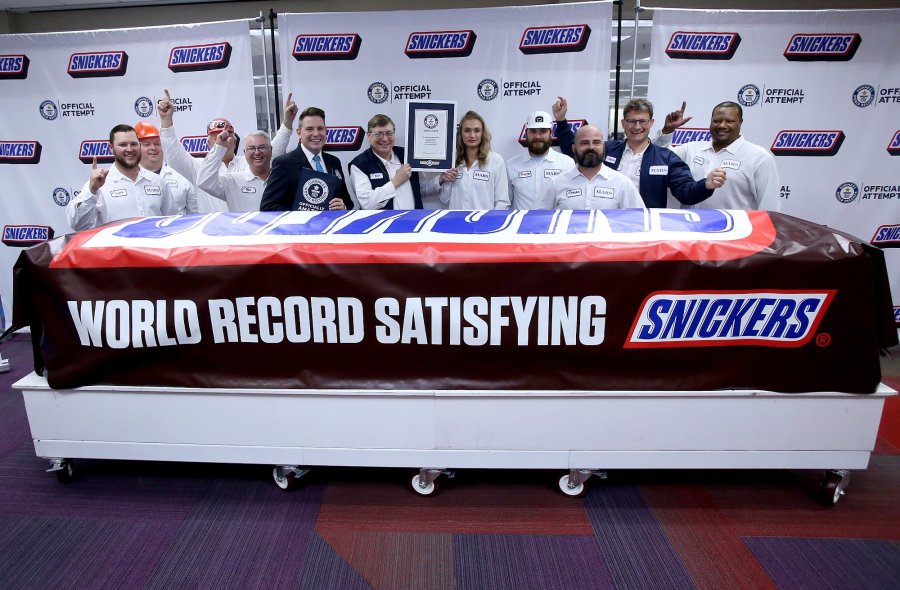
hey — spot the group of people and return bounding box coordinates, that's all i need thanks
[66,89,780,232]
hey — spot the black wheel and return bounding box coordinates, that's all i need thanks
[817,471,847,507]
[558,473,587,498]
[55,460,75,484]
[273,466,296,491]
[410,473,439,496]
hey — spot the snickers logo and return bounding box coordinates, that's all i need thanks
[168,42,232,73]
[784,33,861,61]
[518,119,585,146]
[626,291,834,348]
[671,128,712,146]
[665,32,741,60]
[888,131,900,156]
[2,224,54,247]
[180,136,209,157]
[325,126,364,152]
[0,54,29,79]
[405,30,476,59]
[871,224,900,248]
[67,51,128,78]
[292,34,362,60]
[519,24,591,55]
[0,141,42,164]
[770,130,845,157]
[78,140,114,164]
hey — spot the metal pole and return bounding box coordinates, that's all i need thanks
[613,0,623,139]
[269,9,281,130]
[630,0,642,100]
[257,12,272,133]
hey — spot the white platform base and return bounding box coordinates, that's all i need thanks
[14,372,895,472]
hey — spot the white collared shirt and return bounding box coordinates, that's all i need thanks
[545,165,645,210]
[440,151,510,210]
[68,164,177,231]
[506,148,575,209]
[197,143,267,212]
[349,150,415,210]
[669,135,781,211]
[616,143,649,191]
[149,164,197,214]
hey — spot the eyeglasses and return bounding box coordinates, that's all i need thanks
[244,145,271,153]
[624,118,652,127]
[368,131,395,139]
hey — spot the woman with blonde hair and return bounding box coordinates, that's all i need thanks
[439,110,509,209]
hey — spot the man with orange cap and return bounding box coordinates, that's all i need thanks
[134,121,197,215]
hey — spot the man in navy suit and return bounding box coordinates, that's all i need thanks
[553,97,725,208]
[260,107,354,211]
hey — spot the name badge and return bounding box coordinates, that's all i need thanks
[721,159,741,170]
[143,185,161,196]
[241,186,257,194]
[369,172,384,180]
[518,170,532,178]
[110,189,127,197]
[649,165,668,175]
[166,180,178,187]
[565,188,582,198]
[594,186,614,199]
[473,170,490,182]
[334,170,342,180]
[544,169,562,178]
[604,155,617,164]
[693,155,704,165]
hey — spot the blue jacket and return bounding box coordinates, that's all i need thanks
[556,120,714,208]
[349,146,423,209]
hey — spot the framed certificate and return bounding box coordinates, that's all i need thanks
[405,100,456,172]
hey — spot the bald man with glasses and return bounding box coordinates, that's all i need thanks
[554,97,725,208]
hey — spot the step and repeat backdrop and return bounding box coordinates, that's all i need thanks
[647,8,900,326]
[0,20,256,320]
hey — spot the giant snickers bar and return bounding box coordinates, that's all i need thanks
[12,210,896,393]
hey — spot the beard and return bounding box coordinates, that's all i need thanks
[575,148,602,168]
[115,151,141,170]
[527,137,550,156]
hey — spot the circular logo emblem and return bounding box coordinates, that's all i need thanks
[835,182,859,204]
[367,82,389,104]
[302,178,329,205]
[477,78,499,101]
[134,96,154,118]
[423,114,438,129]
[39,100,59,121]
[52,187,71,206]
[852,84,875,108]
[737,84,760,107]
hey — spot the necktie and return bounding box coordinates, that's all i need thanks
[312,154,324,172]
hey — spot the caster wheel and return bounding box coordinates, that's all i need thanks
[818,471,848,507]
[558,474,586,498]
[410,474,439,496]
[56,460,75,484]
[273,467,297,491]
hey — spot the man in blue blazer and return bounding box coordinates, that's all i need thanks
[260,107,354,211]
[553,98,725,208]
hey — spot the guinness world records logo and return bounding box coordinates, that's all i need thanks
[52,187,71,206]
[737,84,760,107]
[134,96,154,117]
[423,114,438,129]
[39,99,59,120]
[835,182,859,203]
[852,84,875,108]
[477,78,499,101]
[302,178,329,205]
[367,82,389,104]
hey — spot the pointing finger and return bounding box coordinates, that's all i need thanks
[286,92,293,104]
[164,88,171,101]
[680,100,687,113]
[92,156,97,170]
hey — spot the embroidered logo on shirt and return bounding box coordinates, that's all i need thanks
[649,165,668,175]
[721,159,741,170]
[473,170,490,181]
[166,180,178,187]
[594,186,614,199]
[144,185,162,196]
[544,169,562,177]
[110,189,127,197]
[241,186,257,193]
[604,155,616,164]
[693,155,704,165]
[565,188,582,197]
[518,170,532,178]
[369,172,384,180]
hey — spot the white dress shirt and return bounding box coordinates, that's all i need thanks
[440,151,510,210]
[196,143,267,212]
[615,143,648,191]
[148,164,197,214]
[545,165,645,210]
[506,148,575,209]
[668,135,781,211]
[348,150,440,210]
[68,165,177,231]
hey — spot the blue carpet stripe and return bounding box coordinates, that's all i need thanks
[296,533,372,590]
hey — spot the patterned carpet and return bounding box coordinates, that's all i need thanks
[1,333,898,590]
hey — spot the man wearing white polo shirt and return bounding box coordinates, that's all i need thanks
[542,125,644,211]
[506,110,575,209]
[196,129,272,211]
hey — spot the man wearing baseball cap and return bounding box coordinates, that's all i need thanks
[505,110,575,209]
[134,121,197,215]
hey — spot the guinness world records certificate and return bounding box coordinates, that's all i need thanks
[406,100,456,172]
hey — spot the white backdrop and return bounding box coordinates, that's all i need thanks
[647,8,900,326]
[0,20,256,321]
[277,2,612,181]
